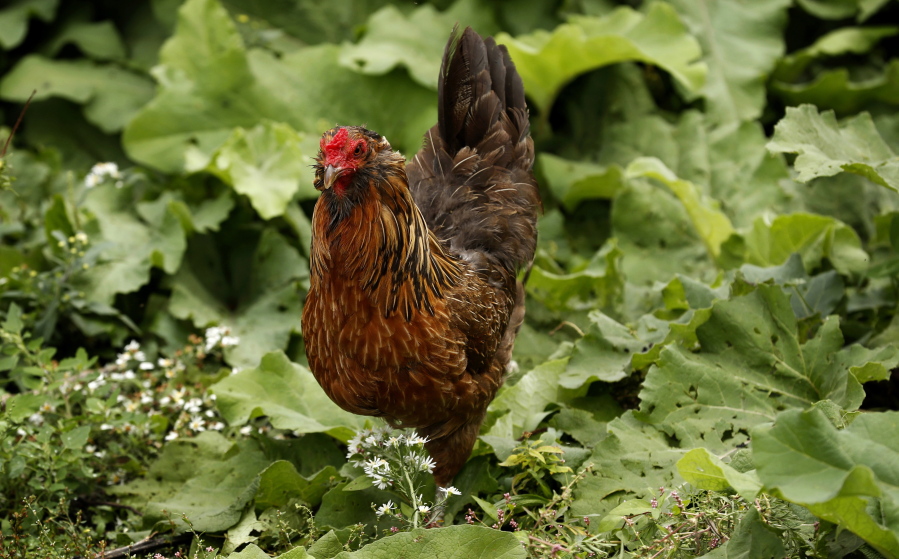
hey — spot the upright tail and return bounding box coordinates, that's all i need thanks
[408,26,541,280]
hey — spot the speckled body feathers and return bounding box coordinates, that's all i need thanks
[302,27,540,486]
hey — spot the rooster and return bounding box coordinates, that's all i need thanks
[302,27,541,488]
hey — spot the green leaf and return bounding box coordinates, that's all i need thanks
[741,213,869,276]
[0,0,57,49]
[767,104,899,191]
[640,285,892,453]
[753,408,899,557]
[611,179,712,286]
[595,499,654,532]
[112,432,270,533]
[123,0,436,174]
[571,412,684,517]
[538,154,622,211]
[625,157,735,260]
[772,60,899,121]
[496,3,705,113]
[338,0,497,89]
[702,507,787,558]
[213,351,365,441]
[0,55,154,132]
[46,20,127,60]
[206,121,319,219]
[677,448,761,500]
[668,0,790,124]
[330,525,526,559]
[168,228,305,368]
[795,0,858,19]
[314,480,395,534]
[255,461,339,509]
[61,425,91,450]
[773,26,899,83]
[527,241,622,312]
[488,358,569,435]
[79,187,187,303]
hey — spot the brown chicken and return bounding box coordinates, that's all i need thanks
[302,27,541,487]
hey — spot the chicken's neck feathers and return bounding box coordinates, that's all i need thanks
[310,169,464,321]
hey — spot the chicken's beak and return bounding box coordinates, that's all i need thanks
[322,165,340,190]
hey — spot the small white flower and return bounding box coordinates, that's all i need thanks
[85,444,96,453]
[100,423,113,431]
[220,335,240,347]
[204,326,229,351]
[376,500,395,517]
[28,412,44,426]
[159,396,171,406]
[417,505,431,514]
[170,389,186,405]
[158,358,173,368]
[364,457,390,475]
[124,400,139,413]
[188,416,205,431]
[74,231,88,244]
[123,369,136,380]
[440,486,461,497]
[406,433,428,446]
[133,351,146,362]
[210,421,225,431]
[124,340,140,352]
[40,402,54,413]
[165,431,179,441]
[140,394,153,405]
[139,362,154,371]
[239,425,252,436]
[418,455,436,473]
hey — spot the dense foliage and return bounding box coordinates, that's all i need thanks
[1,0,899,557]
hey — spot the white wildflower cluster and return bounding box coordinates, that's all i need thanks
[347,426,460,527]
[204,326,240,352]
[93,338,224,442]
[84,162,123,189]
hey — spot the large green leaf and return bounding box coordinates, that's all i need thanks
[668,0,790,124]
[640,284,897,452]
[488,358,570,435]
[338,0,497,89]
[168,228,306,368]
[110,432,270,533]
[0,55,154,132]
[753,408,899,557]
[204,121,319,219]
[496,3,705,113]
[772,61,899,121]
[538,153,622,211]
[0,0,57,49]
[123,0,436,175]
[213,351,365,441]
[773,26,899,83]
[78,187,187,303]
[570,411,685,517]
[701,507,787,559]
[625,157,734,260]
[330,525,526,559]
[767,104,899,191]
[739,213,869,276]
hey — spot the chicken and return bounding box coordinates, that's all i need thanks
[302,26,541,488]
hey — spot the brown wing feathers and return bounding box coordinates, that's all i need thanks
[409,27,540,281]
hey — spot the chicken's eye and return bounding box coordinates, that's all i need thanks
[354,143,366,157]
